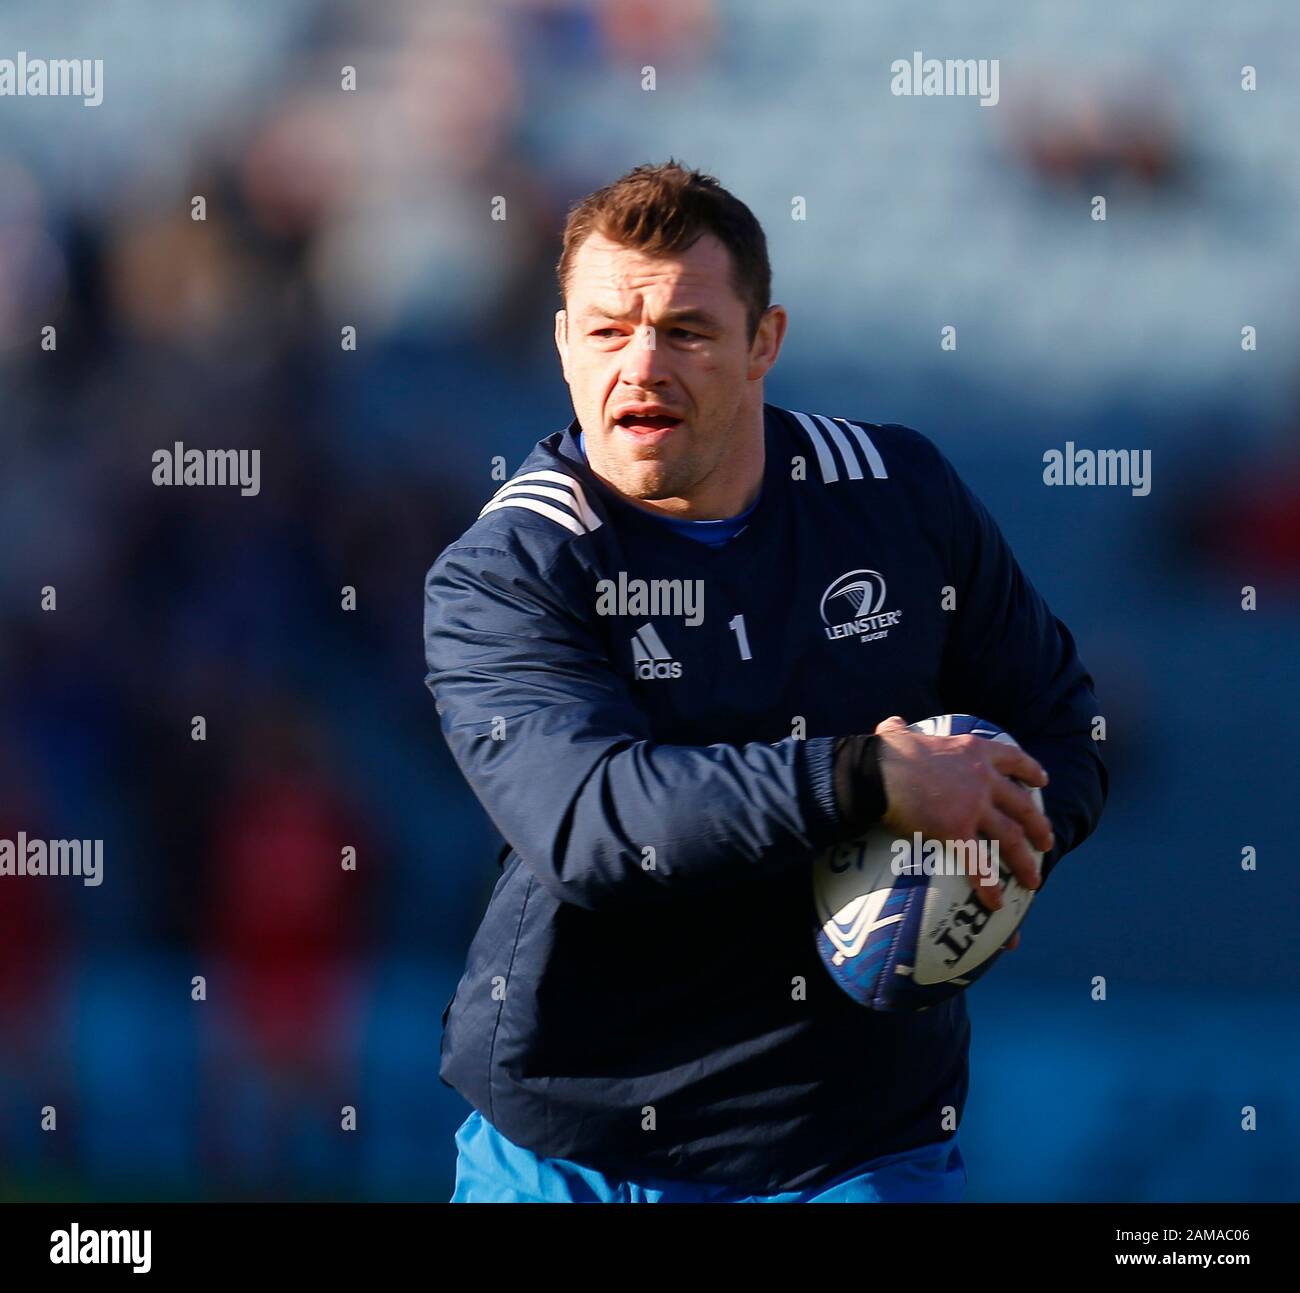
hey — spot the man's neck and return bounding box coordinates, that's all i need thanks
[592,405,766,522]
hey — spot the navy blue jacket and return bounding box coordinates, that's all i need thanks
[423,403,1107,1192]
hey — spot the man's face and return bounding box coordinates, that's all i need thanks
[555,231,782,508]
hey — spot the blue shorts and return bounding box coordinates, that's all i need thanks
[450,1110,967,1203]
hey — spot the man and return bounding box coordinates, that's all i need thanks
[423,161,1107,1203]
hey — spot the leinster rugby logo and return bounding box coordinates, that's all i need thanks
[820,569,902,644]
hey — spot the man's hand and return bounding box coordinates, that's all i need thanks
[873,715,1054,915]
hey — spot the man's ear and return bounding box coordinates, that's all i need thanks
[746,304,787,382]
[554,309,569,381]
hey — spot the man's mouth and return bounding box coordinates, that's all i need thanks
[613,413,684,435]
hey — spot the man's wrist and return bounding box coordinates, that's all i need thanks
[832,733,889,836]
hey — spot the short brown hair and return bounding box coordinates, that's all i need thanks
[556,160,771,340]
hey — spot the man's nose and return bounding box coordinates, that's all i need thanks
[619,325,669,386]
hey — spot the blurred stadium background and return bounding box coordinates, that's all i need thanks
[1,0,1297,1201]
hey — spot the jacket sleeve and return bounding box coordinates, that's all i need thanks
[423,542,847,911]
[933,451,1108,884]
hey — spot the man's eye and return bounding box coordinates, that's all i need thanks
[670,328,702,339]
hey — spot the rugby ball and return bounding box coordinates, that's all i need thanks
[813,714,1045,1012]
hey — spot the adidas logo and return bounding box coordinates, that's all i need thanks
[631,623,682,680]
